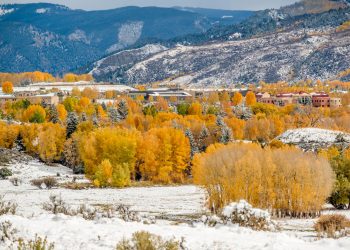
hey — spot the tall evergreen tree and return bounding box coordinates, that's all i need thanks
[198,126,210,152]
[49,105,59,124]
[66,112,79,138]
[92,115,99,127]
[101,102,107,111]
[108,108,120,123]
[185,129,199,159]
[117,99,129,120]
[81,112,87,122]
[220,125,233,145]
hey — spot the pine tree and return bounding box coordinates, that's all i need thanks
[117,99,129,120]
[198,126,210,152]
[101,102,107,111]
[49,105,59,124]
[108,108,120,123]
[216,116,233,144]
[15,133,25,152]
[220,125,233,144]
[92,115,99,127]
[185,129,199,158]
[81,112,87,122]
[216,116,225,127]
[66,112,79,138]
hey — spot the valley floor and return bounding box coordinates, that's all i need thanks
[0,157,349,250]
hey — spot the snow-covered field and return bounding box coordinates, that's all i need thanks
[0,156,349,250]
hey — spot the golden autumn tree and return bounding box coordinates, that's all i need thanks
[193,143,334,215]
[245,91,257,106]
[57,104,67,122]
[0,122,20,149]
[137,127,190,184]
[23,105,46,123]
[20,123,65,163]
[188,102,202,116]
[2,81,14,94]
[77,127,140,187]
[63,73,78,82]
[232,92,243,106]
[37,123,66,163]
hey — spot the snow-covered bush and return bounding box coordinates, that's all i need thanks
[9,177,21,186]
[17,235,55,250]
[201,215,223,227]
[221,200,274,231]
[116,204,141,222]
[314,214,350,238]
[43,195,70,215]
[0,221,17,243]
[116,231,179,250]
[77,204,97,220]
[0,196,17,215]
[31,177,58,189]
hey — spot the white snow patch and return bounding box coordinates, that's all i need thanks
[0,7,14,16]
[277,128,350,145]
[35,8,49,14]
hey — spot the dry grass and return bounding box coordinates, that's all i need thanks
[314,214,350,238]
[116,231,180,250]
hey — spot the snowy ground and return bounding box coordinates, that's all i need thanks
[0,156,349,250]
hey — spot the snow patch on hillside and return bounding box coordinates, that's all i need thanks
[0,7,14,16]
[36,8,49,14]
[106,21,144,53]
[68,29,90,44]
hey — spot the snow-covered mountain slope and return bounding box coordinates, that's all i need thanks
[277,128,350,150]
[91,44,167,81]
[1,3,249,74]
[93,27,350,85]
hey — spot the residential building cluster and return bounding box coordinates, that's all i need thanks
[256,92,342,108]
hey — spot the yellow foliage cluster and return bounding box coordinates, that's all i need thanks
[337,20,350,32]
[77,127,140,187]
[0,71,55,86]
[23,105,46,123]
[63,73,93,82]
[20,123,66,163]
[0,122,20,149]
[193,143,334,214]
[138,127,190,184]
[2,81,13,94]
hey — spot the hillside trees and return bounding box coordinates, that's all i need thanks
[2,81,13,94]
[193,143,334,216]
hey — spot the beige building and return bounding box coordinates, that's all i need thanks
[0,92,59,107]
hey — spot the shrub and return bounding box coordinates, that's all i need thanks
[9,177,21,186]
[221,200,274,231]
[43,195,70,215]
[31,177,58,189]
[314,214,350,238]
[17,235,55,250]
[193,143,334,216]
[0,221,17,243]
[116,204,140,222]
[0,195,17,215]
[0,167,12,179]
[116,231,179,250]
